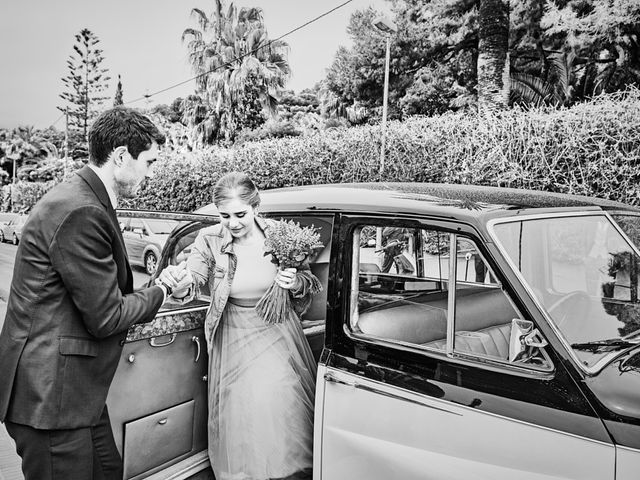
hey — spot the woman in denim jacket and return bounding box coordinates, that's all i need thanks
[162,172,317,480]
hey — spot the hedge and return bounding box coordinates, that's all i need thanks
[7,88,640,213]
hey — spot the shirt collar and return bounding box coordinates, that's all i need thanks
[87,164,118,209]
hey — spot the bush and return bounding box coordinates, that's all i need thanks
[9,88,640,214]
[11,181,56,213]
[125,88,640,212]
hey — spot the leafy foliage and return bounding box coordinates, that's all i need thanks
[182,0,290,143]
[121,89,640,212]
[324,0,640,116]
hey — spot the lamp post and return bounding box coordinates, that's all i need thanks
[372,15,397,174]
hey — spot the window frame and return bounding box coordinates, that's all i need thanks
[343,215,554,375]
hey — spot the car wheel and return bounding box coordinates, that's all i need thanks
[144,251,158,275]
[13,233,18,245]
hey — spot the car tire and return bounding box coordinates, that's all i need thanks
[13,234,18,245]
[144,251,158,275]
[0,231,4,243]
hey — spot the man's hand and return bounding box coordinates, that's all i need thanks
[157,262,193,299]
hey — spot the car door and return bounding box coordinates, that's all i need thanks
[315,215,615,480]
[107,210,218,480]
[107,210,334,479]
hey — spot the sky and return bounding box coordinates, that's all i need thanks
[0,0,389,130]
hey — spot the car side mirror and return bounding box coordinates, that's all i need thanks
[133,227,144,237]
[509,319,548,363]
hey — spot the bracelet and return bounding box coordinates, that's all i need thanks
[154,278,173,296]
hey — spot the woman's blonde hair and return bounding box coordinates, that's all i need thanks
[213,171,261,208]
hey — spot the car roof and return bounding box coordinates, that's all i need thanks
[195,182,637,223]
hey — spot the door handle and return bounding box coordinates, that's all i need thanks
[149,333,177,347]
[192,335,201,363]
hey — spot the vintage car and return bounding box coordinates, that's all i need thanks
[110,183,640,480]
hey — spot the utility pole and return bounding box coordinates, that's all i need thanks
[372,15,397,174]
[64,107,69,177]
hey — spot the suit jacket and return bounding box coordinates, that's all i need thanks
[0,166,164,429]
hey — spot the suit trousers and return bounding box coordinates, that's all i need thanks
[5,406,123,480]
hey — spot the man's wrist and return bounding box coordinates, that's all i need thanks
[154,278,173,296]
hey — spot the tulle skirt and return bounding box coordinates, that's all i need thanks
[208,297,317,480]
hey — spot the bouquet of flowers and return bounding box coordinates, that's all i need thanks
[256,219,324,325]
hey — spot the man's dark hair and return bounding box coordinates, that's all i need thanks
[88,107,166,166]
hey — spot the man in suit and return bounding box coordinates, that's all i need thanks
[0,107,177,479]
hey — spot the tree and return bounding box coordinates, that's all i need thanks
[324,0,640,117]
[58,29,111,139]
[113,74,124,106]
[477,0,510,114]
[182,0,291,143]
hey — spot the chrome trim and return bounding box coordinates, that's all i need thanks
[144,450,209,480]
[350,228,362,329]
[156,305,209,317]
[617,444,640,454]
[324,370,460,415]
[343,324,554,378]
[149,333,177,347]
[325,367,612,448]
[446,233,457,355]
[191,336,201,363]
[487,211,640,375]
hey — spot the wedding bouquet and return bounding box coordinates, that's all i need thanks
[256,219,324,325]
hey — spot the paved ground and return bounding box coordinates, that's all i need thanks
[0,299,23,480]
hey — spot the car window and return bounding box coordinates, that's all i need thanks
[161,214,334,319]
[350,222,550,369]
[129,218,144,232]
[493,213,640,371]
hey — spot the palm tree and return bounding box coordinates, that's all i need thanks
[477,0,510,115]
[182,1,291,142]
[510,52,576,107]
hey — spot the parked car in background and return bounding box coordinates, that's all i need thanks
[118,216,178,275]
[0,213,27,245]
[110,184,640,480]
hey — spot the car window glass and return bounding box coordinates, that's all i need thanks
[493,214,640,370]
[352,224,451,345]
[351,223,549,369]
[452,237,522,362]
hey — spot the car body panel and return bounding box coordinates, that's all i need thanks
[318,364,613,480]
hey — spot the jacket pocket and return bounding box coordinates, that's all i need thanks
[59,337,98,357]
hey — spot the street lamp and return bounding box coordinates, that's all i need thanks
[372,15,397,174]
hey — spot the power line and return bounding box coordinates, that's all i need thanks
[48,112,66,130]
[125,0,355,105]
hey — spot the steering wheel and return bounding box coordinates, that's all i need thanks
[546,291,591,334]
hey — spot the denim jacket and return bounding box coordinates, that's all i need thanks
[187,216,318,349]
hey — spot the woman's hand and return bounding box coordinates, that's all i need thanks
[275,267,300,290]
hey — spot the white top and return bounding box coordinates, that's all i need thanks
[230,241,277,299]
